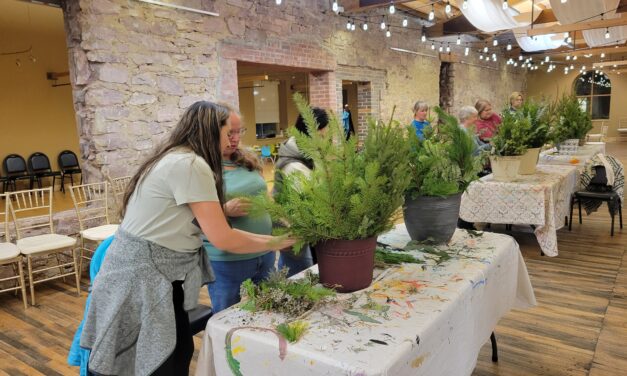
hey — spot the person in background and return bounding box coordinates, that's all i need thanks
[342,104,356,140]
[80,101,295,376]
[474,99,502,142]
[203,108,275,313]
[274,107,329,277]
[411,101,430,140]
[458,105,491,155]
[509,91,524,113]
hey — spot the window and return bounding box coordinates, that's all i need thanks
[574,71,611,119]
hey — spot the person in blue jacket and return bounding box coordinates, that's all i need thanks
[67,235,114,376]
[411,101,430,140]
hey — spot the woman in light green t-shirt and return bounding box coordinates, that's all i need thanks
[84,101,295,375]
[203,110,275,313]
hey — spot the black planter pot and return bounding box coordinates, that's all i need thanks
[403,193,463,244]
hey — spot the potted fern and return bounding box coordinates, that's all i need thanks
[489,109,530,181]
[518,99,552,174]
[257,95,411,292]
[550,93,592,154]
[404,107,483,243]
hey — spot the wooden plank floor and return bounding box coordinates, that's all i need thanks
[0,143,625,376]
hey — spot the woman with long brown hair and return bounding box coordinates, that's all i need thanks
[80,101,294,376]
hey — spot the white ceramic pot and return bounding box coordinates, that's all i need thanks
[490,156,521,181]
[518,147,540,175]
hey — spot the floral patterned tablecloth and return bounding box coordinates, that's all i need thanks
[195,226,536,376]
[459,164,579,257]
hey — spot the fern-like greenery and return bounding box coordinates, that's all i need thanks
[519,99,553,148]
[549,93,592,143]
[406,107,483,197]
[490,109,531,156]
[276,321,309,343]
[256,93,412,252]
[239,269,335,317]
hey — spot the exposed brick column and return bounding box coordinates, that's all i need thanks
[308,71,337,110]
[356,82,372,143]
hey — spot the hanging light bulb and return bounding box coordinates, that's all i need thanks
[545,56,550,62]
[570,64,574,70]
[29,54,37,63]
[605,28,610,39]
[493,39,498,46]
[518,55,523,61]
[347,19,352,30]
[389,1,396,14]
[351,22,356,31]
[582,65,586,70]
[541,61,544,65]
[601,52,606,58]
[421,34,427,43]
[431,42,435,50]
[479,54,484,60]
[402,17,408,27]
[463,0,469,10]
[362,22,368,31]
[380,18,386,30]
[332,1,339,13]
[445,1,452,14]
[439,45,444,52]
[566,55,571,60]
[507,43,512,51]
[514,62,518,67]
[561,0,567,3]
[275,0,282,4]
[483,46,488,53]
[464,47,469,56]
[492,53,497,61]
[386,26,391,38]
[573,55,578,60]
[502,0,508,10]
[428,5,435,21]
[446,44,451,53]
[457,34,461,45]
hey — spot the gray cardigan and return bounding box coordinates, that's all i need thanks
[80,229,214,376]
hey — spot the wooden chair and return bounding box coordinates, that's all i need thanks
[70,182,118,275]
[0,194,27,309]
[8,187,79,305]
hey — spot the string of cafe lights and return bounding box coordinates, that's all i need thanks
[273,0,619,75]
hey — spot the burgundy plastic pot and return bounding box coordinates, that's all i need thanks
[315,237,377,293]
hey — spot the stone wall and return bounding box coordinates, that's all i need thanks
[61,0,526,181]
[448,62,527,118]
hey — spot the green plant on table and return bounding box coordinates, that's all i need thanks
[490,109,531,156]
[254,93,412,252]
[549,93,592,143]
[406,107,484,198]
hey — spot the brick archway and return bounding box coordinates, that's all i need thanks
[218,41,337,110]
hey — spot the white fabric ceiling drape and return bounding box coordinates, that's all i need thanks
[459,0,530,32]
[515,33,566,52]
[549,0,627,47]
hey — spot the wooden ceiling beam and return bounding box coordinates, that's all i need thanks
[593,59,627,68]
[527,15,627,36]
[343,0,416,12]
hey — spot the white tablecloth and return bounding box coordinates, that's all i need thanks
[538,142,606,168]
[195,226,536,376]
[459,164,579,256]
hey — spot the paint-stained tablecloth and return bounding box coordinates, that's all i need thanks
[195,226,536,376]
[459,164,579,257]
[538,142,606,168]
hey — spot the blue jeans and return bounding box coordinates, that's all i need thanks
[278,245,313,278]
[207,252,276,313]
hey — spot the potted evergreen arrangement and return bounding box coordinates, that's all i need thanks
[257,95,411,292]
[518,99,552,174]
[549,93,592,154]
[404,107,483,244]
[489,109,530,181]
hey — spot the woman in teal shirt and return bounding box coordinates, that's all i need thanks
[203,109,275,313]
